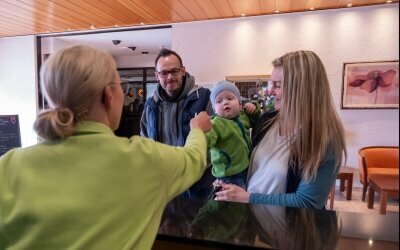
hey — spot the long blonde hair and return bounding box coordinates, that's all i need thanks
[272,51,346,181]
[34,45,117,140]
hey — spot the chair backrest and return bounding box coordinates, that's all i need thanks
[359,146,399,169]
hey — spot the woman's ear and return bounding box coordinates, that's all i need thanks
[102,85,113,109]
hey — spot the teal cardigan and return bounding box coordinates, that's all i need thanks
[249,111,338,209]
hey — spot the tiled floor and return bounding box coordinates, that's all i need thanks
[330,186,399,215]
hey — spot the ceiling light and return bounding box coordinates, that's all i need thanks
[347,3,352,7]
[141,51,149,54]
[112,40,121,45]
[90,25,95,29]
[368,238,373,246]
[114,24,119,27]
[128,46,136,52]
[386,0,392,2]
[274,0,279,13]
[310,7,315,10]
[241,13,246,17]
[140,22,145,25]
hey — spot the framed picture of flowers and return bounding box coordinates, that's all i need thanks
[341,60,399,109]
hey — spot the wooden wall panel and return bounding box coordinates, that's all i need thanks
[162,0,196,21]
[116,0,165,23]
[276,0,292,12]
[2,0,80,29]
[227,0,246,16]
[260,0,276,13]
[51,0,109,27]
[141,0,185,23]
[304,0,324,9]
[291,0,308,10]
[196,0,220,19]
[212,0,234,17]
[180,0,208,20]
[0,1,66,31]
[243,0,262,15]
[0,0,397,37]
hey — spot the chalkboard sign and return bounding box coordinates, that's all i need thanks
[0,115,22,156]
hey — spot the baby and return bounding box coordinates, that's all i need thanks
[206,81,261,198]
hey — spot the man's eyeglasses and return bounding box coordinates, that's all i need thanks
[156,68,181,78]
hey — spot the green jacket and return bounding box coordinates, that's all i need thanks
[0,121,207,250]
[206,107,261,178]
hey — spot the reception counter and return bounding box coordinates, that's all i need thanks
[153,197,399,250]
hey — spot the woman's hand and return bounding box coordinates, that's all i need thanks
[190,111,212,133]
[214,181,250,203]
[243,102,256,114]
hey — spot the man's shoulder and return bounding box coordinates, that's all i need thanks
[189,86,211,95]
[145,96,156,103]
[143,96,157,111]
[186,87,210,101]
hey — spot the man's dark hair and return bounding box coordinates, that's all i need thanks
[155,48,183,68]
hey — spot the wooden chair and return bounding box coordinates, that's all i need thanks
[358,146,399,201]
[328,167,354,210]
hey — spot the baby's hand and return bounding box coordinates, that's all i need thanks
[243,102,256,114]
[212,179,222,188]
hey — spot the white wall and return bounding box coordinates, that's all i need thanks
[41,37,155,68]
[116,54,155,68]
[0,36,38,147]
[172,5,399,175]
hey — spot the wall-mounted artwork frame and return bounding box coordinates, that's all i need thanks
[341,60,399,109]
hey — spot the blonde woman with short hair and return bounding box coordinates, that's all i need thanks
[215,51,346,209]
[0,45,211,249]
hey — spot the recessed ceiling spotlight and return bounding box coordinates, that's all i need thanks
[140,22,145,25]
[346,3,353,7]
[310,7,315,10]
[67,28,71,31]
[112,40,121,45]
[114,24,119,27]
[241,13,246,17]
[90,24,95,29]
[275,10,280,13]
[386,0,392,2]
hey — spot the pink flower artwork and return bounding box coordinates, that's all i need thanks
[343,61,399,108]
[349,70,397,93]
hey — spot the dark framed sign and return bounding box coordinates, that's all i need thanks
[341,60,399,109]
[0,115,22,156]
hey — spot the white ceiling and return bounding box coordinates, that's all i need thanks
[42,27,172,57]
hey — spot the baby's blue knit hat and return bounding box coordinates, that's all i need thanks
[210,81,241,109]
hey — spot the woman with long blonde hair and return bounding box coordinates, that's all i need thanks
[215,50,346,209]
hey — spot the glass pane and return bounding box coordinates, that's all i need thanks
[145,68,156,81]
[119,69,144,82]
[146,75,157,81]
[146,82,158,99]
[122,82,145,114]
